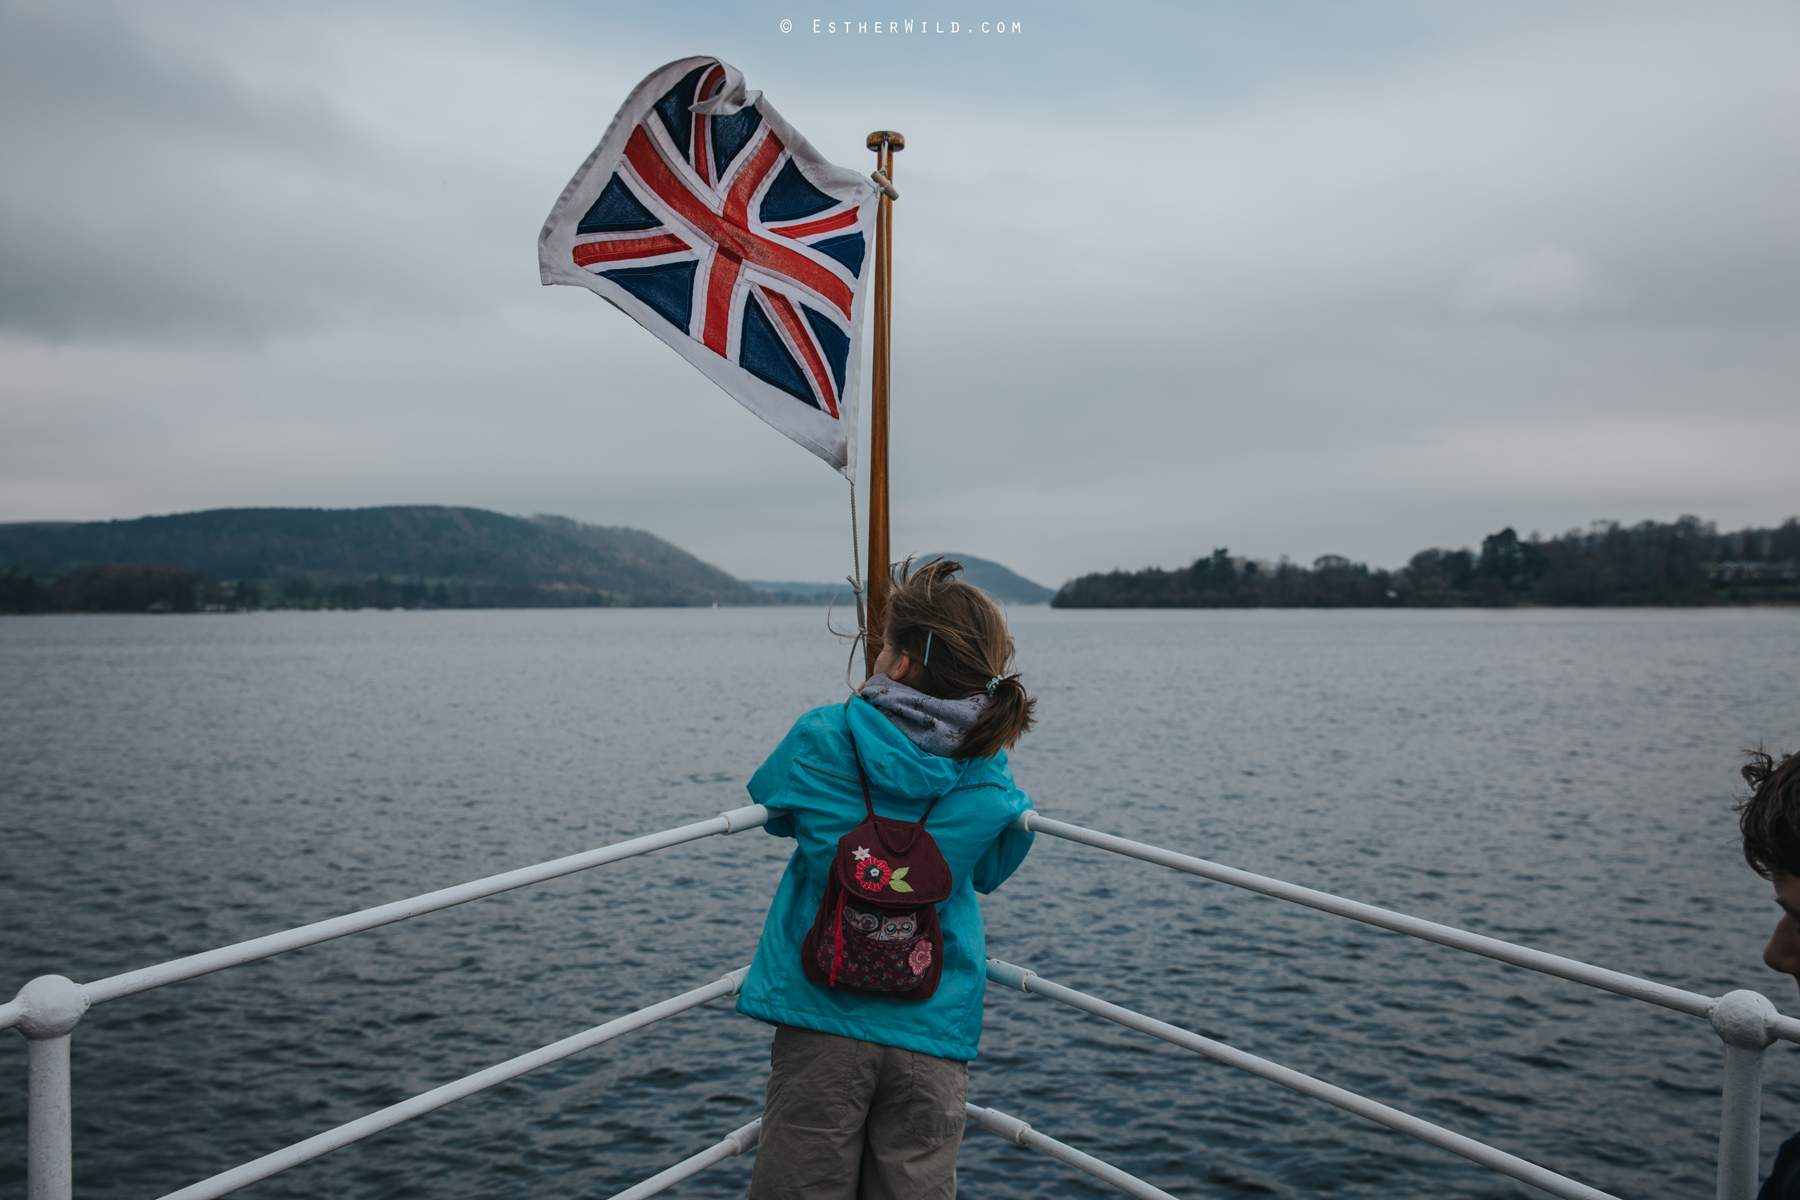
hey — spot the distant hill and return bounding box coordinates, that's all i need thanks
[0,506,772,611]
[925,553,1054,604]
[748,552,1053,606]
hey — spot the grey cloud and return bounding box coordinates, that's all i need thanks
[1453,246,1609,317]
[0,2,348,150]
[0,1,513,343]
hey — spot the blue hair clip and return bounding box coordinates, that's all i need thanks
[986,675,1003,694]
[923,631,933,666]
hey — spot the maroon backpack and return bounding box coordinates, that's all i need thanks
[800,734,953,999]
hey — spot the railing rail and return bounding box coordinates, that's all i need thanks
[604,1118,763,1200]
[6,805,770,1022]
[159,968,751,1200]
[600,1103,1183,1200]
[4,806,770,1200]
[987,959,1617,1200]
[1017,813,1726,1020]
[6,805,1791,1200]
[963,1102,1181,1200]
[1016,811,1790,1200]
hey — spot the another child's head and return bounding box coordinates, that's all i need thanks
[1738,748,1800,879]
[878,557,1036,760]
[1736,747,1800,988]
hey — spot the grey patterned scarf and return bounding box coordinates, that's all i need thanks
[858,674,988,757]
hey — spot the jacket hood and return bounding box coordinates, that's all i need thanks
[844,696,976,799]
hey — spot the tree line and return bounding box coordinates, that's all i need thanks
[1052,516,1800,608]
[7,514,1795,614]
[0,567,640,614]
[0,505,775,613]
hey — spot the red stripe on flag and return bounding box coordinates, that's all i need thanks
[769,209,858,239]
[761,287,840,417]
[702,255,742,358]
[623,127,854,320]
[572,235,690,267]
[692,65,722,186]
[724,133,783,228]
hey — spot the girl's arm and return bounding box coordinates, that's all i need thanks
[971,792,1035,894]
[747,716,809,839]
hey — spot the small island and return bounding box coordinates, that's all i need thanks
[1052,516,1800,608]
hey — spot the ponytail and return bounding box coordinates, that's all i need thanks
[959,672,1033,761]
[882,557,1036,760]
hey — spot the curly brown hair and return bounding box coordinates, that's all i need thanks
[881,556,1036,760]
[1736,747,1800,879]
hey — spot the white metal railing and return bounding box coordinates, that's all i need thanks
[605,1117,763,1200]
[985,959,1614,1200]
[1016,813,1748,1022]
[1,805,774,1200]
[600,1103,1184,1200]
[4,804,1791,1200]
[962,1103,1182,1200]
[1014,810,1793,1200]
[159,968,752,1200]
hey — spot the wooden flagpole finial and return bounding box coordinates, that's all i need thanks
[863,130,902,679]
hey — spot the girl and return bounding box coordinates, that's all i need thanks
[736,557,1038,1200]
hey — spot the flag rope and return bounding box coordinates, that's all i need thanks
[847,478,866,637]
[831,479,868,690]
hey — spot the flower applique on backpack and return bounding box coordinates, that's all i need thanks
[800,732,953,999]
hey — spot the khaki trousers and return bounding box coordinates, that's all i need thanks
[749,1025,969,1200]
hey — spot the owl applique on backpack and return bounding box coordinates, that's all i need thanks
[800,733,952,999]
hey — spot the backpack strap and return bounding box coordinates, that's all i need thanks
[847,730,877,822]
[847,723,945,829]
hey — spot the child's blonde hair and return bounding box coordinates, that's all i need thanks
[882,557,1035,760]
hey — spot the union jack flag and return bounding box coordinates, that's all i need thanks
[540,57,876,476]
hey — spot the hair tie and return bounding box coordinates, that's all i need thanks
[923,631,933,666]
[986,675,1004,694]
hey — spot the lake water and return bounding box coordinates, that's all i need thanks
[2,606,1798,1199]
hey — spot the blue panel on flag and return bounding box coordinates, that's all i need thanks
[710,109,764,179]
[603,261,696,335]
[578,175,663,234]
[810,232,865,278]
[741,295,820,409]
[653,66,708,159]
[758,159,839,224]
[801,304,851,396]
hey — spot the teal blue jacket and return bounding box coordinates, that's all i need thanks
[735,696,1035,1060]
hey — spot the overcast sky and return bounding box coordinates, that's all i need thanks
[2,0,1795,587]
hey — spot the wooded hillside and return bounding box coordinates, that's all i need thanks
[0,506,772,611]
[1052,517,1800,608]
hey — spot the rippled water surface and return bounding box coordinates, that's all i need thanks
[3,606,1799,1199]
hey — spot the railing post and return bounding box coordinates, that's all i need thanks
[1712,989,1778,1200]
[14,975,89,1200]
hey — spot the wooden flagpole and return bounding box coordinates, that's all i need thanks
[863,130,902,677]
